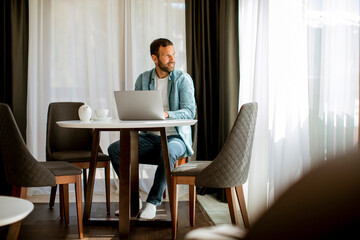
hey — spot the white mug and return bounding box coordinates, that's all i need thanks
[95,109,109,119]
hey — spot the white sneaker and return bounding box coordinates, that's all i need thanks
[114,197,142,216]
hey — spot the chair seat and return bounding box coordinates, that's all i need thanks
[51,151,110,163]
[41,162,82,176]
[171,161,210,176]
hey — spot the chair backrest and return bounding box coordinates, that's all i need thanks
[196,102,258,188]
[0,103,56,187]
[46,102,94,161]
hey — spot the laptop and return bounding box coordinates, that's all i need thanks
[114,90,165,120]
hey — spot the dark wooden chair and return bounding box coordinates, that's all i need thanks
[0,103,83,239]
[46,102,111,214]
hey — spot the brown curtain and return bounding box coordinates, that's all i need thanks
[185,0,239,201]
[0,0,29,140]
[0,0,28,196]
[186,0,240,160]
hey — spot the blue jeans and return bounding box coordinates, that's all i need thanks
[108,132,186,206]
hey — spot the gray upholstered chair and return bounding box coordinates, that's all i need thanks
[185,151,360,240]
[0,103,83,239]
[46,102,111,214]
[170,102,258,239]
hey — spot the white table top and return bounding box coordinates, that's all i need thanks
[0,196,34,226]
[57,119,197,129]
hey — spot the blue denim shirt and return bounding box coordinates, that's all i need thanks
[135,68,197,157]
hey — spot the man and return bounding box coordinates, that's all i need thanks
[108,38,196,219]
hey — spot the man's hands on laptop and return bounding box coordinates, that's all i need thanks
[164,111,169,119]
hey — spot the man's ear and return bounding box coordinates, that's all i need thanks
[151,54,157,64]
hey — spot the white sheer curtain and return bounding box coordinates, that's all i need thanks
[120,0,187,194]
[27,0,186,195]
[239,0,359,223]
[307,0,359,164]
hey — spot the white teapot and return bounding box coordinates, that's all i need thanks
[78,103,92,122]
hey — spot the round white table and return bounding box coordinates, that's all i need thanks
[57,119,197,238]
[57,119,197,129]
[0,196,34,226]
[0,196,34,239]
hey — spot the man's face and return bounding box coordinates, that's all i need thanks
[154,45,175,73]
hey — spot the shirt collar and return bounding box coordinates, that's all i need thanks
[151,68,174,81]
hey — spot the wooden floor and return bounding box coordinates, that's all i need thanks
[10,201,213,240]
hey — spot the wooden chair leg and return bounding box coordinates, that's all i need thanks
[105,162,111,214]
[171,176,178,240]
[59,185,64,220]
[11,186,27,199]
[163,189,167,199]
[225,187,239,226]
[189,185,196,227]
[82,169,87,197]
[74,175,83,239]
[6,221,22,240]
[165,158,187,200]
[49,185,57,208]
[60,184,70,226]
[235,185,250,229]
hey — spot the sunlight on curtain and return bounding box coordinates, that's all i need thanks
[307,0,359,165]
[238,0,270,223]
[239,0,359,223]
[27,0,186,195]
[267,0,311,208]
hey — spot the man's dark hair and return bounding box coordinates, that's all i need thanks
[150,38,173,57]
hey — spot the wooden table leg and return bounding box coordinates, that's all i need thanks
[119,130,131,238]
[159,128,173,214]
[130,131,139,217]
[84,129,100,221]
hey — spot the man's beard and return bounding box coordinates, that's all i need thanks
[158,59,175,73]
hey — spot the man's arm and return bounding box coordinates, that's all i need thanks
[167,74,196,120]
[134,75,142,90]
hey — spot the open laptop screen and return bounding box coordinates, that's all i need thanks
[114,90,165,120]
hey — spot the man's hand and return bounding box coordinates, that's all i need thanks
[164,111,169,119]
